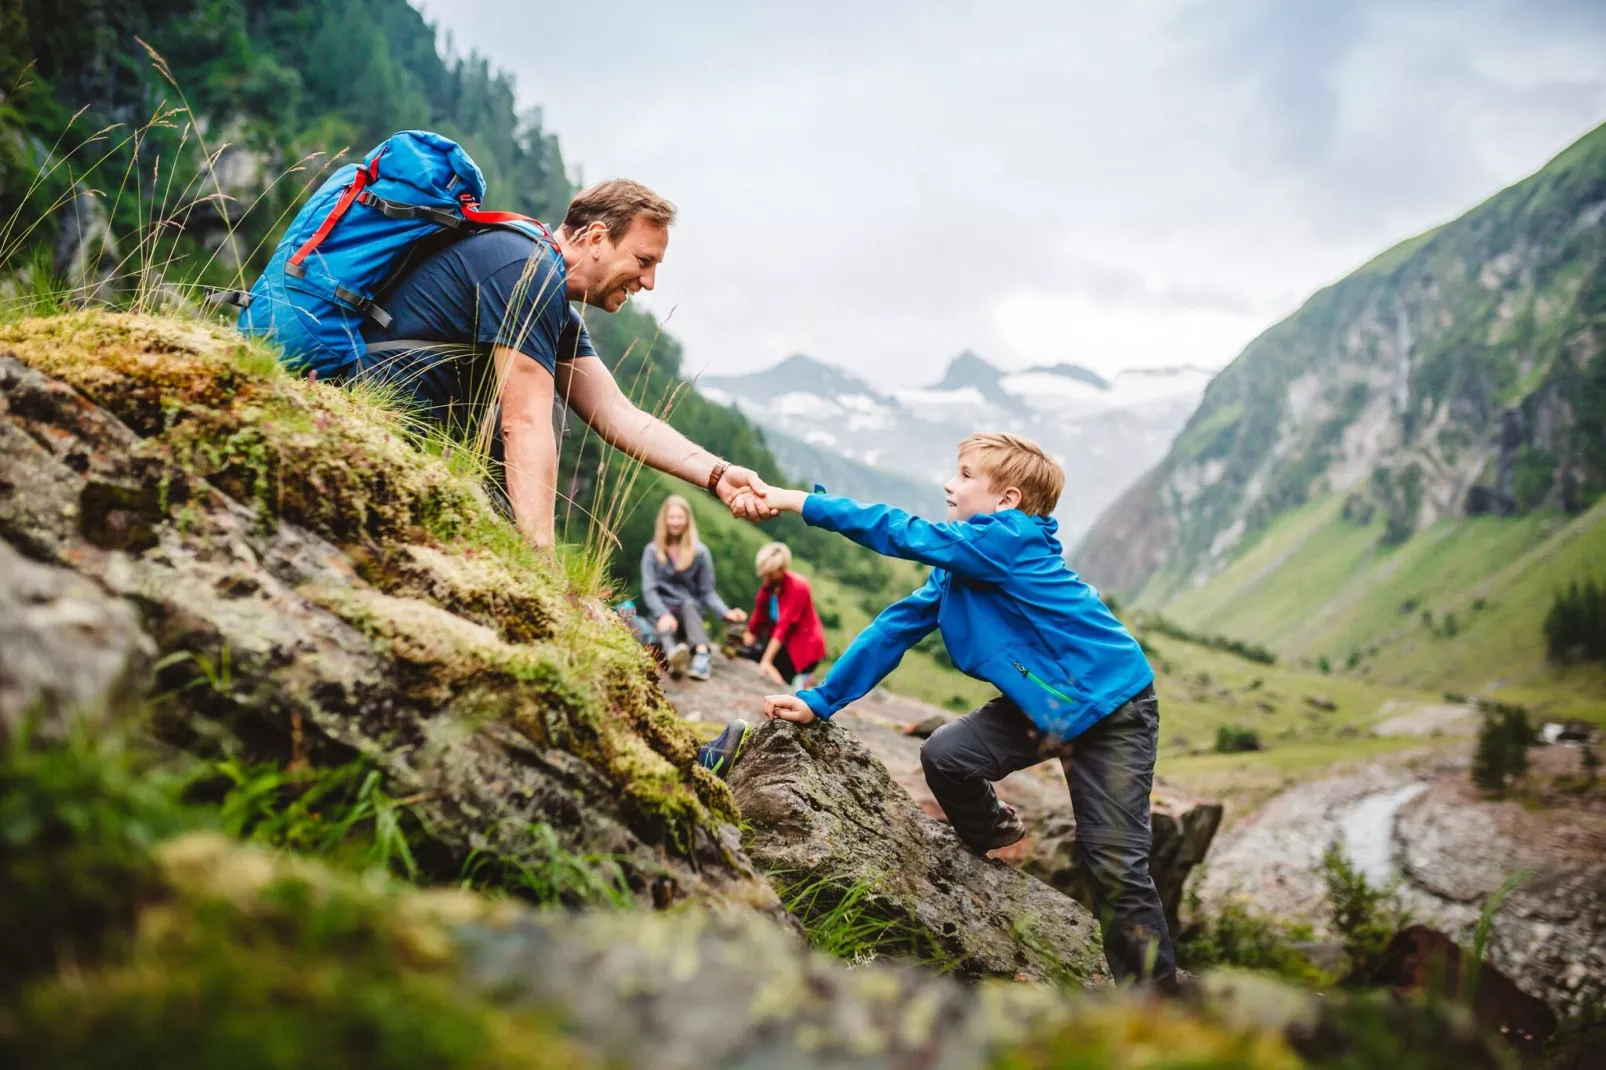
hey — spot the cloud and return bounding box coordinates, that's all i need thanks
[419,1,1606,388]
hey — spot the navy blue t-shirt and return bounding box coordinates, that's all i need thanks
[359,229,594,431]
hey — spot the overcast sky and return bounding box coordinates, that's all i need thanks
[419,0,1606,389]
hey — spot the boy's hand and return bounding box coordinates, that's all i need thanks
[763,694,816,724]
[758,661,787,686]
[756,486,808,514]
[723,607,748,623]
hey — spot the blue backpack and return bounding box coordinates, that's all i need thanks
[231,130,555,380]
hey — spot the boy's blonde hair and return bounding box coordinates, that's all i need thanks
[958,432,1064,516]
[755,541,792,576]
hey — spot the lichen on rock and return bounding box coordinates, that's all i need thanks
[728,719,1109,984]
[0,311,761,909]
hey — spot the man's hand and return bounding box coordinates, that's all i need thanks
[656,613,677,634]
[763,694,816,724]
[718,465,779,521]
[723,607,748,623]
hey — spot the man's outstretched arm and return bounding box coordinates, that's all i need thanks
[556,354,774,517]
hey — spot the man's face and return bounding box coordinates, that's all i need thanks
[943,453,1009,522]
[572,215,669,312]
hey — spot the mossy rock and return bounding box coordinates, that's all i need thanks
[0,312,764,911]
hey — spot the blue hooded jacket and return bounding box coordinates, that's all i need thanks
[795,493,1153,741]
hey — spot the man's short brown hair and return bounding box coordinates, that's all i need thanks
[561,179,676,239]
[958,432,1064,516]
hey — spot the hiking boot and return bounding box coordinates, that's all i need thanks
[667,642,691,678]
[688,649,712,680]
[698,719,752,778]
[980,803,1025,854]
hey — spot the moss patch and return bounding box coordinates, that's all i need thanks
[6,834,589,1070]
[0,311,731,855]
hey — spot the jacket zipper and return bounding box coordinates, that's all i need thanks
[1011,660,1076,706]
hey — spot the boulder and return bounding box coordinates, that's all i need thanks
[905,713,952,738]
[0,321,772,914]
[727,719,1109,984]
[1366,925,1557,1055]
[1019,787,1223,937]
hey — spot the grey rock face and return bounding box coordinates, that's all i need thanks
[459,906,1070,1070]
[0,351,766,911]
[0,540,154,740]
[727,719,1109,985]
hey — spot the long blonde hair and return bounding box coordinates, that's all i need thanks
[652,494,699,570]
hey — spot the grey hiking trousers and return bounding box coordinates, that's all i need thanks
[920,685,1176,984]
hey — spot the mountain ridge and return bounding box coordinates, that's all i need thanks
[1073,119,1606,604]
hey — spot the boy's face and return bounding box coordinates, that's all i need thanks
[944,452,1019,521]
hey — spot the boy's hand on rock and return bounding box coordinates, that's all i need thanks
[763,694,816,724]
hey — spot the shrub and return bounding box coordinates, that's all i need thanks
[1320,843,1408,980]
[1471,706,1535,796]
[1215,725,1263,753]
[1544,577,1606,663]
[1177,893,1330,987]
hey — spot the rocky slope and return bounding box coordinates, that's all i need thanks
[0,308,1559,1068]
[1197,745,1606,1018]
[662,652,1221,945]
[0,312,763,909]
[701,351,1212,543]
[1075,121,1606,602]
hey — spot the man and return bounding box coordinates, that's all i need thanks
[358,179,770,544]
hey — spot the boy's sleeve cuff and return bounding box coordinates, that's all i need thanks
[796,688,834,720]
[800,487,827,526]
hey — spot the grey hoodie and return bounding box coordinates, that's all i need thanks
[639,542,731,622]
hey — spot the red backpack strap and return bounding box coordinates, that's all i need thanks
[286,157,382,277]
[457,193,554,239]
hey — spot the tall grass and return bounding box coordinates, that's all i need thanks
[772,869,950,967]
[0,43,676,601]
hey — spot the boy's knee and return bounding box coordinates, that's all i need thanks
[920,722,973,779]
[1080,839,1154,894]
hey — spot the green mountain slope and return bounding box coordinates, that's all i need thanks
[1075,121,1606,602]
[1161,492,1606,722]
[1071,120,1606,720]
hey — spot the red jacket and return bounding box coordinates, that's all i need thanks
[749,570,827,670]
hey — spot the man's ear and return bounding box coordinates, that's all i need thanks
[998,486,1023,511]
[585,220,609,256]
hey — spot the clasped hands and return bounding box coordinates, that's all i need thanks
[711,465,808,522]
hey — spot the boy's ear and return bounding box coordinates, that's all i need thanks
[998,486,1023,511]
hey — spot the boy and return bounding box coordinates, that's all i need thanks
[749,433,1175,987]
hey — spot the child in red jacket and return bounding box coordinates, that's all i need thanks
[736,541,827,687]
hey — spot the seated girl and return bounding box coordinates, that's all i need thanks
[639,494,746,681]
[736,541,827,687]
